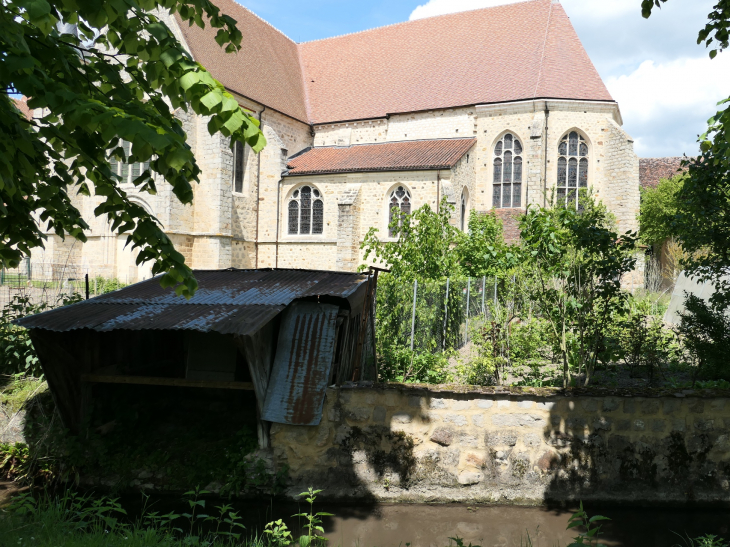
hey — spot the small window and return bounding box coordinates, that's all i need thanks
[493,133,522,208]
[388,186,411,237]
[460,190,469,232]
[232,141,247,193]
[288,186,323,235]
[557,131,589,209]
[110,140,149,184]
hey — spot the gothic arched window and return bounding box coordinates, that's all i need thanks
[493,133,522,208]
[557,131,589,209]
[288,186,323,235]
[388,186,411,237]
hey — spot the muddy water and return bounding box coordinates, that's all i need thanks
[316,504,730,547]
[125,496,730,547]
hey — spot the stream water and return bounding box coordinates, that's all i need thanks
[135,497,730,547]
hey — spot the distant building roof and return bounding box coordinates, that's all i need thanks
[12,97,32,120]
[17,269,369,336]
[177,0,613,125]
[285,138,475,176]
[639,157,686,189]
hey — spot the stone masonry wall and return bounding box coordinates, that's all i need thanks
[270,384,730,505]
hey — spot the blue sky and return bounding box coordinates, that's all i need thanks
[234,0,730,158]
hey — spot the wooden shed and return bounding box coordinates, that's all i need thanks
[17,268,376,446]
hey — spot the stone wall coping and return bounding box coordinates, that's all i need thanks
[336,381,730,399]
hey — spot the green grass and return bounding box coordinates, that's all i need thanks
[0,492,268,547]
[0,377,47,415]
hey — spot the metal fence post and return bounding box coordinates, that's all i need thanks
[494,276,498,309]
[481,276,486,316]
[442,277,450,351]
[410,279,417,352]
[465,278,471,343]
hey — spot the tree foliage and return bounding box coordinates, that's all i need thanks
[1,0,266,297]
[641,2,730,296]
[638,174,685,245]
[361,199,461,281]
[520,199,637,387]
[457,211,519,278]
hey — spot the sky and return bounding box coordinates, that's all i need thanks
[235,0,730,158]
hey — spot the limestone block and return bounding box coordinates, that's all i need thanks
[476,399,494,409]
[517,400,534,409]
[444,414,468,426]
[392,412,413,424]
[458,471,483,485]
[663,399,682,415]
[345,407,371,422]
[640,400,660,415]
[472,415,485,428]
[372,406,387,424]
[430,427,454,446]
[689,400,705,414]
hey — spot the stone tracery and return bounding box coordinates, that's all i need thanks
[493,133,522,208]
[288,185,324,235]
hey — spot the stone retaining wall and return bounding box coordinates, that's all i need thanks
[270,384,730,505]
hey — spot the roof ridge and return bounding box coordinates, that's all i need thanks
[316,137,476,149]
[299,0,546,45]
[228,0,297,44]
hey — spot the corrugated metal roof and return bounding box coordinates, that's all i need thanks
[16,268,368,335]
[262,302,339,425]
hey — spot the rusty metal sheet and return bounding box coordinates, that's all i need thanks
[261,301,339,426]
[16,303,283,336]
[15,268,369,336]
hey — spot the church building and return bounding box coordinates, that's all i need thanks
[33,0,640,281]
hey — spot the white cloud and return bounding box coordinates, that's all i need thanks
[608,53,730,156]
[408,0,725,157]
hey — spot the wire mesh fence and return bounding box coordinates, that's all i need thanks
[374,275,505,356]
[0,259,108,308]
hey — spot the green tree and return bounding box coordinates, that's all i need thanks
[638,174,685,246]
[457,211,519,278]
[520,199,637,387]
[361,198,460,281]
[1,0,266,297]
[641,1,730,296]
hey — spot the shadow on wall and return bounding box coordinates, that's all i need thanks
[270,385,434,503]
[541,394,730,506]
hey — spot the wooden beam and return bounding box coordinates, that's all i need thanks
[80,374,254,391]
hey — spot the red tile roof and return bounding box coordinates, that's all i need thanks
[285,138,475,176]
[12,97,32,120]
[639,157,686,189]
[177,0,613,125]
[176,0,309,122]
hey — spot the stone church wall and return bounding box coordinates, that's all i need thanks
[271,383,730,504]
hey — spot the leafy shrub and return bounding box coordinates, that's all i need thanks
[93,276,127,294]
[378,346,451,384]
[676,294,730,381]
[0,295,47,377]
[0,293,82,377]
[613,299,678,382]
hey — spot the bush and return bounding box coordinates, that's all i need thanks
[676,294,730,381]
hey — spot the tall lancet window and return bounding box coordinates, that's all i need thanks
[493,133,522,208]
[388,186,411,237]
[288,186,323,235]
[557,131,589,209]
